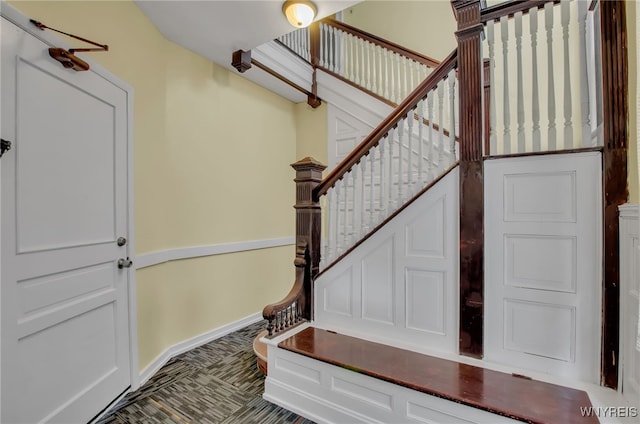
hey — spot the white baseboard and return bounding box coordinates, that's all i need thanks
[138,312,263,386]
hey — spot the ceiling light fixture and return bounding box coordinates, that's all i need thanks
[282,0,317,28]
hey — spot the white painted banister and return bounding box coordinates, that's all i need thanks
[279,19,440,107]
[317,52,459,266]
[482,0,603,155]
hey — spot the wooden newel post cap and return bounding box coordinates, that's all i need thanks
[291,157,327,181]
[291,157,327,172]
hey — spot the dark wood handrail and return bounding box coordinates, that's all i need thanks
[321,18,441,68]
[314,49,458,199]
[262,242,309,336]
[480,0,559,23]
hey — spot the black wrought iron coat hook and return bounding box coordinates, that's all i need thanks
[0,139,11,158]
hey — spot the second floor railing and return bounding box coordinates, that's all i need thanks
[278,18,441,106]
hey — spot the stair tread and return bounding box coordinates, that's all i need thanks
[279,327,599,424]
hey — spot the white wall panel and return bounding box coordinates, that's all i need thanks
[504,235,576,292]
[331,377,393,411]
[504,299,575,361]
[503,171,576,223]
[405,198,445,258]
[315,168,459,355]
[405,270,445,335]
[323,268,354,317]
[362,238,395,325]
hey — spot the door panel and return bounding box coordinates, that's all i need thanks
[1,18,131,423]
[16,57,117,253]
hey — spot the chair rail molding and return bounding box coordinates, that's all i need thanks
[135,237,295,270]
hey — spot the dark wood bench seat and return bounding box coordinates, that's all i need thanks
[279,326,599,424]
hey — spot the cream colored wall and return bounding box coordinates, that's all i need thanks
[295,102,329,165]
[342,0,457,61]
[627,0,638,203]
[9,0,297,371]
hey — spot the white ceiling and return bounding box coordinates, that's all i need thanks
[134,0,360,73]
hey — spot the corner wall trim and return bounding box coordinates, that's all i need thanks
[135,237,295,270]
[138,312,263,387]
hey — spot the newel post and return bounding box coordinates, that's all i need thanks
[291,157,326,318]
[452,0,485,358]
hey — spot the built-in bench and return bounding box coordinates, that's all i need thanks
[275,326,599,424]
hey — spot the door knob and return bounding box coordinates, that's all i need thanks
[117,237,127,246]
[118,257,133,269]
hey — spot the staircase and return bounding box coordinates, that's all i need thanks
[255,0,632,422]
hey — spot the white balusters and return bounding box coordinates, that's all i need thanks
[398,120,404,203]
[427,92,435,180]
[396,53,402,103]
[417,100,425,186]
[384,49,390,100]
[368,148,375,231]
[407,112,415,195]
[378,140,386,222]
[402,57,409,100]
[578,0,591,148]
[342,175,349,251]
[437,81,445,173]
[319,23,327,68]
[448,70,457,163]
[366,41,372,91]
[350,168,357,245]
[545,1,557,150]
[481,1,597,155]
[515,12,525,152]
[530,7,541,152]
[354,36,361,86]
[487,20,497,155]
[389,52,396,103]
[330,26,339,73]
[500,15,511,154]
[371,42,378,94]
[561,0,573,149]
[387,128,395,212]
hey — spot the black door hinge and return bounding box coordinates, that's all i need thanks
[0,139,11,158]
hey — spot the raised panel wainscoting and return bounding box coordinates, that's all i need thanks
[314,168,459,355]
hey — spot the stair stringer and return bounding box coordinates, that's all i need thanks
[314,167,459,356]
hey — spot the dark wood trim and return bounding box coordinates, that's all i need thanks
[250,58,322,108]
[314,50,458,200]
[231,49,252,73]
[483,59,490,155]
[484,146,603,161]
[453,0,484,358]
[599,0,628,390]
[316,163,460,278]
[321,18,441,68]
[480,0,559,24]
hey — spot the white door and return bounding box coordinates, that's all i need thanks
[1,17,131,423]
[484,152,602,383]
